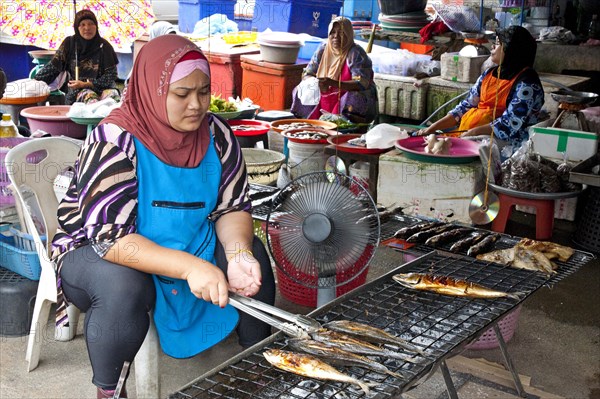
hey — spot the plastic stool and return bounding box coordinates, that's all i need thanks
[491,193,555,240]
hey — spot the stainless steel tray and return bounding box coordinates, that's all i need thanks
[488,182,581,200]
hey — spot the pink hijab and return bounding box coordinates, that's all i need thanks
[104,35,210,167]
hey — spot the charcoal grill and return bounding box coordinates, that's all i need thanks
[171,210,594,398]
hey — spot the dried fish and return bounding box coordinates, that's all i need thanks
[263,349,376,395]
[448,231,490,253]
[310,330,423,364]
[287,338,408,380]
[393,273,524,300]
[516,238,573,262]
[466,233,502,257]
[424,227,473,247]
[406,224,461,243]
[393,221,443,239]
[476,246,556,277]
[323,320,424,355]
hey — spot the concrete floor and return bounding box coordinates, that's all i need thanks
[1,210,599,399]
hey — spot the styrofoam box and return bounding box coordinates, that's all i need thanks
[377,150,484,224]
[440,52,488,83]
[530,119,599,162]
[373,73,428,120]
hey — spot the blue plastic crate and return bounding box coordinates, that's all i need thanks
[178,0,237,33]
[0,233,41,281]
[252,0,344,38]
[340,0,380,22]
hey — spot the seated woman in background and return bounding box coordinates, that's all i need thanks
[291,16,378,123]
[35,9,120,104]
[418,26,544,152]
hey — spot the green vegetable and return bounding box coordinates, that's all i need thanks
[210,95,237,112]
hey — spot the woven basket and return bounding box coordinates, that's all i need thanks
[242,148,285,186]
[465,305,522,350]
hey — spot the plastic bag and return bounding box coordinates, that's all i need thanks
[364,124,409,149]
[478,138,501,184]
[505,141,540,192]
[556,153,582,192]
[296,77,320,106]
[3,79,50,98]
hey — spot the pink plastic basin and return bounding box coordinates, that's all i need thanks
[20,105,86,139]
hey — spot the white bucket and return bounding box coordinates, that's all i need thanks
[268,129,285,154]
[349,161,370,194]
[288,141,328,179]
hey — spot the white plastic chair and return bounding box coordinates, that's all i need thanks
[5,137,160,398]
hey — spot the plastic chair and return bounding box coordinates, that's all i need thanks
[491,192,555,240]
[5,137,160,397]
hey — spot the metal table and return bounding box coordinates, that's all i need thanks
[170,213,594,399]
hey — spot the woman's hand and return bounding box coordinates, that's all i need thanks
[67,79,92,90]
[185,263,230,308]
[318,77,333,92]
[227,252,261,297]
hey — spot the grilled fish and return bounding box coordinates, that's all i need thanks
[476,246,557,277]
[466,233,502,257]
[393,221,443,239]
[406,224,461,243]
[393,273,524,300]
[323,320,424,355]
[425,227,473,247]
[287,338,408,380]
[449,231,490,253]
[516,238,573,262]
[310,329,423,364]
[263,349,376,395]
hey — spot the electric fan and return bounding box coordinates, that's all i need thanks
[266,171,380,307]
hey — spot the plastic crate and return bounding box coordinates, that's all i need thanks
[270,228,374,307]
[0,233,42,280]
[0,137,46,207]
[178,0,237,33]
[465,305,522,350]
[252,0,343,38]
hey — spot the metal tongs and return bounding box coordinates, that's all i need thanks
[228,292,321,339]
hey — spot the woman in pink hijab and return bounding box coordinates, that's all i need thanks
[51,35,275,398]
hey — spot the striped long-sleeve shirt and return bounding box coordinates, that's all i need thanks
[50,114,250,327]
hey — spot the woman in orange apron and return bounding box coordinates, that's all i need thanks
[418,26,544,152]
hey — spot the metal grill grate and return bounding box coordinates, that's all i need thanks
[182,214,595,398]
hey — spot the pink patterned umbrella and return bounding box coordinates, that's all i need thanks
[0,0,155,51]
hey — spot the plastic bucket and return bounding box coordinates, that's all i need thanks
[287,141,328,179]
[349,161,370,195]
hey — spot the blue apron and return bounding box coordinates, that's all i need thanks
[134,132,239,359]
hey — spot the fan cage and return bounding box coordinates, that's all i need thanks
[266,172,380,305]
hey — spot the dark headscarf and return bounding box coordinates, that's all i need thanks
[493,26,537,80]
[70,9,118,76]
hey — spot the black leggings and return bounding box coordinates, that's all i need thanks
[60,236,275,390]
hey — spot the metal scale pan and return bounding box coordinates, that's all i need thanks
[550,90,599,131]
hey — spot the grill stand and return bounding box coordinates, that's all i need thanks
[494,323,527,397]
[440,360,459,399]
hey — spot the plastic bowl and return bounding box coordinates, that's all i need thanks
[258,42,301,64]
[20,106,87,139]
[298,40,323,60]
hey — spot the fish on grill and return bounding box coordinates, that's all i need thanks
[425,227,473,247]
[263,349,377,395]
[310,329,423,364]
[476,246,557,276]
[406,224,461,243]
[323,320,424,355]
[393,273,524,300]
[466,233,502,257]
[516,238,574,262]
[287,338,408,380]
[393,221,443,239]
[448,231,490,254]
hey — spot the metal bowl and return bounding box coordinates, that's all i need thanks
[460,30,493,40]
[550,90,599,105]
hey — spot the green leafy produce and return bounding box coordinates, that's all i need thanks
[210,95,238,112]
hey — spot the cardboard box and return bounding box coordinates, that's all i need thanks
[530,119,599,162]
[440,52,488,83]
